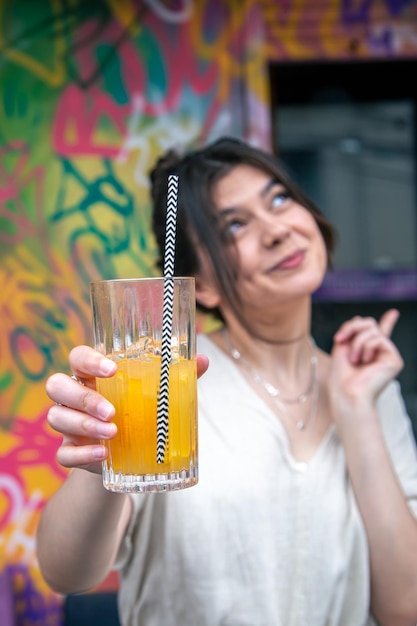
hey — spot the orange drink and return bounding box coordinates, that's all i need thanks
[90,276,198,493]
[97,356,197,483]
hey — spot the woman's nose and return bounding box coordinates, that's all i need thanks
[259,215,290,247]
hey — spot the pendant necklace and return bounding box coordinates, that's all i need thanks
[223,329,319,431]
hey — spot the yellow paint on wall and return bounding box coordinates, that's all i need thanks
[0,430,20,454]
[106,0,142,36]
[21,465,64,501]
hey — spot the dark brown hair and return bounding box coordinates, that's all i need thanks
[150,136,336,323]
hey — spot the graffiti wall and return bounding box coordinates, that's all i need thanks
[0,0,416,624]
[263,0,417,60]
[0,1,269,623]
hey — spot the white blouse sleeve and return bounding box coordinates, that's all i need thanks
[113,494,146,570]
[377,380,417,517]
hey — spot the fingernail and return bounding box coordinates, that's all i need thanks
[100,359,116,375]
[97,401,114,419]
[96,422,116,437]
[92,446,106,459]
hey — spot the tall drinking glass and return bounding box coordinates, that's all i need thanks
[90,277,198,493]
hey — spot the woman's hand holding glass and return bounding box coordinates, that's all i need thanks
[45,346,209,474]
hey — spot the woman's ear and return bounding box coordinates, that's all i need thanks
[195,275,221,310]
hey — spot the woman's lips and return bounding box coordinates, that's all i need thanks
[272,250,305,271]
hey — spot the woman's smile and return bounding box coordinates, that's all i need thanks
[268,249,306,272]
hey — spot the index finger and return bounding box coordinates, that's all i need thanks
[69,345,117,381]
[379,309,400,338]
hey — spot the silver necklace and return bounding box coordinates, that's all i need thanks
[223,329,319,430]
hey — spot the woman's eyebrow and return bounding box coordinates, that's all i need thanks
[261,178,285,198]
[218,206,238,218]
[218,178,279,216]
[261,178,280,197]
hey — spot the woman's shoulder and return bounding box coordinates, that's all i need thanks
[197,330,224,358]
[196,331,239,390]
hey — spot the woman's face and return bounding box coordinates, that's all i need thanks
[208,164,328,312]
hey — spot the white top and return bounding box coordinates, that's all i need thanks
[115,334,417,626]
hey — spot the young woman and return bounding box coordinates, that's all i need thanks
[37,137,417,626]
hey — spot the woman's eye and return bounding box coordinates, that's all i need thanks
[271,191,290,209]
[225,219,244,235]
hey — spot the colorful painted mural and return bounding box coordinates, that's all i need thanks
[0,0,269,623]
[0,0,416,624]
[263,0,417,60]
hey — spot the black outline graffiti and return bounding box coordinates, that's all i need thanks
[1,0,148,89]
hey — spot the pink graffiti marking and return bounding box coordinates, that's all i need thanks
[52,84,128,156]
[53,16,218,157]
[0,409,67,531]
[146,16,218,99]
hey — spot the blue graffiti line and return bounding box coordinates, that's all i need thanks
[96,43,129,105]
[10,326,57,381]
[51,157,134,254]
[342,0,373,24]
[385,0,416,17]
[342,0,412,24]
[368,27,394,53]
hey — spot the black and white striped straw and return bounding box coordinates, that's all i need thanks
[156,174,178,463]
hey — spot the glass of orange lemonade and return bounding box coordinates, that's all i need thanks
[90,277,198,493]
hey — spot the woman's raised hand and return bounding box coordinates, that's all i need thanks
[329,309,403,412]
[45,346,209,474]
